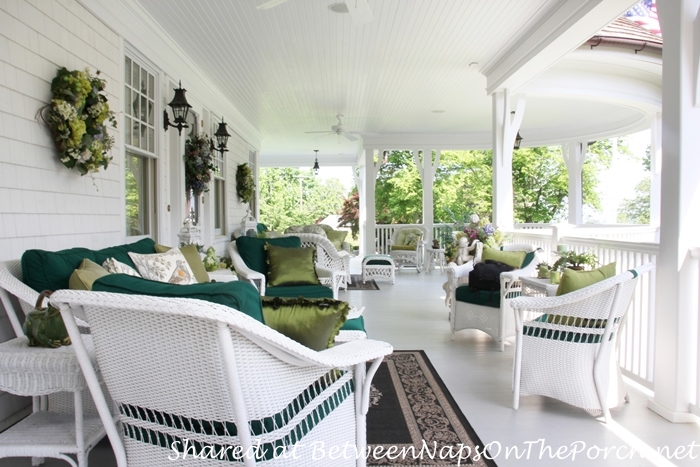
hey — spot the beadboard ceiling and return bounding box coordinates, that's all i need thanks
[135,0,652,165]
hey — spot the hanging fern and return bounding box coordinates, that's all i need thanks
[236,163,255,204]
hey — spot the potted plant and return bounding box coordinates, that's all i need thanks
[553,250,598,271]
[536,261,552,279]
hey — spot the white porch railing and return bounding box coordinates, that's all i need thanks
[503,226,658,388]
[690,247,700,418]
[514,223,659,242]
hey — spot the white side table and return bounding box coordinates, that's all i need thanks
[425,247,446,273]
[520,276,559,297]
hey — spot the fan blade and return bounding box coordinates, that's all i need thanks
[344,132,358,142]
[345,0,373,24]
[305,131,332,134]
[257,0,289,10]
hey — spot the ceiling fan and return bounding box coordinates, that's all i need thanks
[306,115,362,142]
[256,0,374,24]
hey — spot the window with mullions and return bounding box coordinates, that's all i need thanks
[124,55,158,237]
[212,116,226,235]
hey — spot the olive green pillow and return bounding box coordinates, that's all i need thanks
[155,243,209,283]
[555,262,617,296]
[481,247,527,269]
[265,244,320,287]
[69,259,110,291]
[262,297,349,350]
[326,230,348,250]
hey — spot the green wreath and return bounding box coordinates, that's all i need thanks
[236,163,255,204]
[40,67,117,175]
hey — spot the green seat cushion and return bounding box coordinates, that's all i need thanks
[92,274,264,323]
[68,259,110,291]
[482,247,526,269]
[22,238,156,292]
[265,285,333,299]
[454,285,501,309]
[262,297,348,350]
[556,262,617,296]
[340,316,365,333]
[366,259,392,265]
[265,244,320,287]
[326,230,348,250]
[395,228,423,247]
[155,243,209,284]
[391,245,417,251]
[236,236,301,276]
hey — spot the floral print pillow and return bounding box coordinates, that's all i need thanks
[102,258,141,277]
[128,250,197,285]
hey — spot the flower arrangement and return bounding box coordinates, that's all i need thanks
[41,67,116,175]
[236,163,255,204]
[443,214,504,263]
[184,133,216,197]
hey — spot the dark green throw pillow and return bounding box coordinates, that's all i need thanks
[93,274,264,323]
[265,244,320,287]
[262,297,349,350]
[235,236,301,276]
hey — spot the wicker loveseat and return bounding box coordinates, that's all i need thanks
[284,224,353,254]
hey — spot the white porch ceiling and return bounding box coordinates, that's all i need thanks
[135,0,652,165]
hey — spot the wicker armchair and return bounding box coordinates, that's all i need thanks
[388,225,428,272]
[283,233,351,290]
[52,290,393,467]
[511,263,654,422]
[445,243,539,351]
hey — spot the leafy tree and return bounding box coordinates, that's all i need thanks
[258,167,345,231]
[512,146,569,223]
[434,149,492,223]
[617,144,651,224]
[338,189,359,239]
[375,151,423,224]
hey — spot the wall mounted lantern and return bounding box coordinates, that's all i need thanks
[163,81,192,135]
[210,117,231,155]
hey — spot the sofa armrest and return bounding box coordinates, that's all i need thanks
[207,271,238,283]
[227,242,266,295]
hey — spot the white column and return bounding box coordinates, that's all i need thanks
[492,90,525,228]
[413,149,441,242]
[359,148,382,256]
[561,142,587,225]
[648,0,700,423]
[649,112,662,228]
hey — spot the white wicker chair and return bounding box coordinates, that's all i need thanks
[511,263,654,423]
[51,290,393,467]
[445,243,539,351]
[0,260,107,466]
[388,225,428,272]
[283,233,351,290]
[228,239,342,299]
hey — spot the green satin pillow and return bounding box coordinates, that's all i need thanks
[68,259,110,291]
[326,230,348,250]
[155,243,210,283]
[262,297,349,350]
[265,244,320,287]
[556,262,617,296]
[482,247,527,269]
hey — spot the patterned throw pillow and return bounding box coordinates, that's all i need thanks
[102,258,141,277]
[405,233,418,247]
[128,250,198,285]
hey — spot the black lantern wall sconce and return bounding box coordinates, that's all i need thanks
[514,131,523,150]
[210,117,231,156]
[163,81,192,135]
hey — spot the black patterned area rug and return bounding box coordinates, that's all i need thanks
[347,274,380,290]
[367,351,498,466]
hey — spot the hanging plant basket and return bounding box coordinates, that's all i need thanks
[236,163,255,204]
[184,134,216,197]
[39,67,117,175]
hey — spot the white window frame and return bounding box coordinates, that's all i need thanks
[124,52,159,240]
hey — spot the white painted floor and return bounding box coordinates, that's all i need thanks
[2,260,699,466]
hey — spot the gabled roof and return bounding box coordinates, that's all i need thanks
[587,17,662,53]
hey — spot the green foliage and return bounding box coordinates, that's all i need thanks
[338,189,359,239]
[184,134,215,197]
[512,146,569,223]
[617,177,651,224]
[553,250,598,271]
[236,163,255,204]
[258,167,345,232]
[375,151,423,224]
[434,150,493,223]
